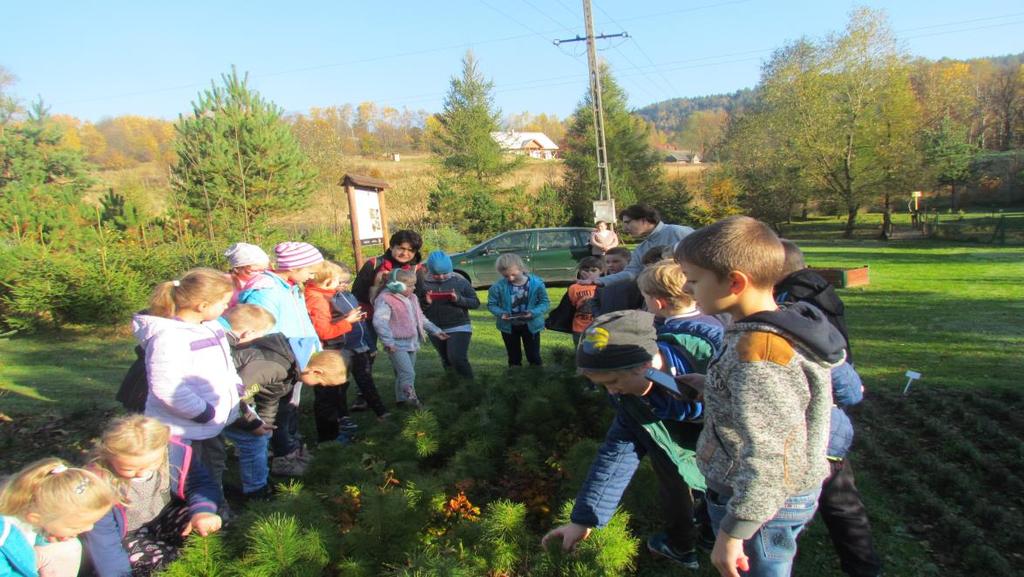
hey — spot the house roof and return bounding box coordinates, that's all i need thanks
[664,150,699,161]
[490,131,559,151]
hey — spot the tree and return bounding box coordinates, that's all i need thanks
[172,67,317,241]
[925,116,978,211]
[559,65,664,224]
[680,109,728,160]
[746,9,920,236]
[428,52,522,237]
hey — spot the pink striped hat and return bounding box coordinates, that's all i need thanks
[274,242,323,271]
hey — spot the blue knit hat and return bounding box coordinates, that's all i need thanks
[426,251,453,275]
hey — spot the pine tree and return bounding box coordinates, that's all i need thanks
[428,52,522,237]
[172,67,317,241]
[559,66,664,225]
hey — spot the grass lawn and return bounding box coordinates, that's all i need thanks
[1,238,1021,576]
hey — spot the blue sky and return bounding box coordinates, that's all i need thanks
[3,0,1022,122]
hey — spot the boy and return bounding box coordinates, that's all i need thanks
[567,256,605,344]
[603,247,631,276]
[542,310,709,570]
[675,216,845,577]
[305,261,373,443]
[775,240,882,577]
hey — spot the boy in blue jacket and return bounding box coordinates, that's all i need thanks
[541,310,712,570]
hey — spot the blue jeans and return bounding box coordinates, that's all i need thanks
[223,427,270,494]
[707,488,820,577]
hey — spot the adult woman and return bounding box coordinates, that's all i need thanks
[590,221,620,255]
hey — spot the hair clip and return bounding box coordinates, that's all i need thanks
[172,280,181,287]
[73,478,90,495]
[50,464,68,475]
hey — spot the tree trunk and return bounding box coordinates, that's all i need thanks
[881,192,892,239]
[844,206,858,238]
[950,182,959,212]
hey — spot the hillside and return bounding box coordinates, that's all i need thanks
[634,88,756,133]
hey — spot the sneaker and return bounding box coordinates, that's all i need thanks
[271,448,310,476]
[647,533,699,570]
[376,412,391,421]
[335,431,355,445]
[350,399,369,411]
[243,485,274,502]
[339,417,359,432]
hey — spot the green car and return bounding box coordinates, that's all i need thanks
[450,227,594,287]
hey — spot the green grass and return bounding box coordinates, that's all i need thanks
[1,239,1022,576]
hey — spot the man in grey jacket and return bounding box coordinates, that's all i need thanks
[592,204,693,288]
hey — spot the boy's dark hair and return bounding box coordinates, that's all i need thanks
[577,256,606,273]
[641,245,670,266]
[619,204,661,225]
[604,247,631,260]
[675,216,784,288]
[780,239,806,277]
[389,230,423,252]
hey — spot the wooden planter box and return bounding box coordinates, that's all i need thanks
[809,266,870,288]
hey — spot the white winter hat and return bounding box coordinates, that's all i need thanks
[224,242,270,269]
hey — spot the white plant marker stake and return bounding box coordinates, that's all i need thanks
[903,370,921,395]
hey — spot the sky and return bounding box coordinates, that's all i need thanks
[2,0,1022,123]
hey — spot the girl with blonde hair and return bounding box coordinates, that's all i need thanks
[0,458,117,577]
[82,415,222,577]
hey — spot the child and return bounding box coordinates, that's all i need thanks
[637,261,724,359]
[134,268,241,501]
[223,242,270,307]
[417,251,481,379]
[305,261,373,443]
[589,220,619,255]
[83,415,222,577]
[373,269,448,408]
[592,247,643,316]
[541,311,708,570]
[487,253,550,367]
[1,458,117,577]
[221,304,305,488]
[775,240,881,577]
[329,271,391,420]
[675,216,844,577]
[238,241,324,369]
[603,247,631,276]
[567,256,605,345]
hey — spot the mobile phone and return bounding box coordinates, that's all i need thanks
[645,368,685,399]
[428,290,456,301]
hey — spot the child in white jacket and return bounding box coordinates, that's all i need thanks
[134,268,242,501]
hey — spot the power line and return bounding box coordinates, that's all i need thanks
[593,0,679,100]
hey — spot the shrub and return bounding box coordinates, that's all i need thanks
[235,513,329,577]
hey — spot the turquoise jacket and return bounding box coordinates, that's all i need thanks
[1,516,38,577]
[487,274,550,334]
[237,271,321,369]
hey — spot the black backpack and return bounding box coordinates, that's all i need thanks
[115,345,148,413]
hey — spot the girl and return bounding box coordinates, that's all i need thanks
[0,458,117,577]
[83,415,222,577]
[373,268,448,408]
[238,241,325,466]
[349,230,425,411]
[417,250,480,379]
[223,242,270,307]
[590,220,620,255]
[487,254,550,367]
[134,268,241,498]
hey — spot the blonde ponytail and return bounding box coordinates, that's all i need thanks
[147,268,233,319]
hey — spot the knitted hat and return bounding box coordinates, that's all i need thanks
[426,251,453,275]
[274,242,323,271]
[576,310,659,371]
[224,242,270,269]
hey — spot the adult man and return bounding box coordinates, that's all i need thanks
[591,204,694,288]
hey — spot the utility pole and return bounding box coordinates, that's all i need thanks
[554,0,627,204]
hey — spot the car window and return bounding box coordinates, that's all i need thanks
[537,230,575,250]
[490,232,532,252]
[575,230,591,246]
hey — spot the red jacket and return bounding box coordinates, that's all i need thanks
[304,284,353,343]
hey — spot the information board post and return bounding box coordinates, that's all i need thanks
[341,174,390,269]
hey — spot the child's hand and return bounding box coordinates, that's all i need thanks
[425,292,433,304]
[576,278,597,286]
[183,513,222,537]
[343,307,365,324]
[540,522,593,552]
[435,332,449,341]
[251,423,276,436]
[501,313,511,320]
[676,373,706,395]
[384,344,397,353]
[711,531,749,577]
